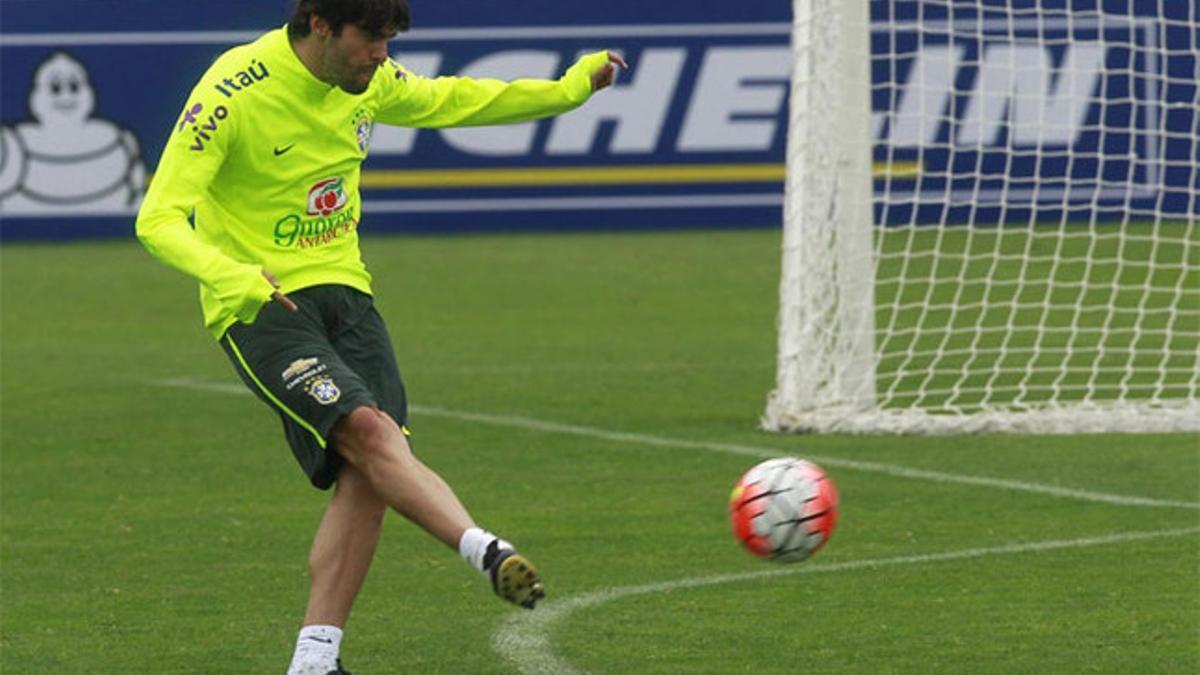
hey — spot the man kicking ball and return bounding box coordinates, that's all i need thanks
[135,1,626,672]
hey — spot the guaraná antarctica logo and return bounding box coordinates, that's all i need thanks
[273,176,357,249]
[306,177,347,216]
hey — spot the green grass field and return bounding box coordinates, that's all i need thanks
[2,229,1197,673]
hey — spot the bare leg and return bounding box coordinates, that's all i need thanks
[332,406,476,549]
[303,463,386,627]
[321,405,542,612]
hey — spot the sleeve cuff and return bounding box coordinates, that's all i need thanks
[561,51,611,104]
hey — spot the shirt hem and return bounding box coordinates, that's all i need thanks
[206,272,373,339]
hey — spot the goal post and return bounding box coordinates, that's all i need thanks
[765,0,1200,434]
[767,0,877,429]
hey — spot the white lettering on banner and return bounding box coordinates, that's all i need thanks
[546,48,686,154]
[371,52,443,153]
[440,50,560,156]
[883,45,965,146]
[369,41,1108,159]
[677,46,790,152]
[957,44,1105,146]
[369,46,792,157]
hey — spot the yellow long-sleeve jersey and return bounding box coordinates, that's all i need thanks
[137,26,607,338]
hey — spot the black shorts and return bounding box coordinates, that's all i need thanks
[220,285,408,489]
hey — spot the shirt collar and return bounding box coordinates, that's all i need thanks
[264,25,337,100]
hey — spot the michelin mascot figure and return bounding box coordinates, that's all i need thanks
[0,52,147,215]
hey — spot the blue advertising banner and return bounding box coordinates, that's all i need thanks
[872,1,1197,227]
[0,1,1193,240]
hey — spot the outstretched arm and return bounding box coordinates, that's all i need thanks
[375,51,629,129]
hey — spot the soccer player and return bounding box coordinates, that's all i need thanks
[134,1,626,673]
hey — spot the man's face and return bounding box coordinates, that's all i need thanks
[321,22,394,94]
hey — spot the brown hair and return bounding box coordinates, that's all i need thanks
[288,0,410,39]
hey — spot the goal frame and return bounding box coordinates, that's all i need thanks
[764,0,1200,435]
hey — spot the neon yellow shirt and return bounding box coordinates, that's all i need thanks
[137,27,608,338]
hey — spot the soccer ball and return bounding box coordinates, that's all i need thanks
[729,457,838,563]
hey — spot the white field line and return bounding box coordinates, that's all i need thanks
[491,526,1200,675]
[155,378,1200,511]
[154,377,1200,673]
[412,405,1200,511]
[371,360,767,375]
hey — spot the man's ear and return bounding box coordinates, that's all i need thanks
[309,14,331,39]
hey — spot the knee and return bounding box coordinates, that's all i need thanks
[333,406,410,466]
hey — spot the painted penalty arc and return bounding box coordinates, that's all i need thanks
[491,527,1200,675]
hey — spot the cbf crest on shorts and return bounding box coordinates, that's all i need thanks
[305,374,341,405]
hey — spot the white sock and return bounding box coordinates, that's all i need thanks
[458,527,512,575]
[287,624,343,675]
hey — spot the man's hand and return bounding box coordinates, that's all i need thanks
[591,52,629,92]
[262,268,298,312]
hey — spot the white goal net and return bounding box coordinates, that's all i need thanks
[765,0,1199,434]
